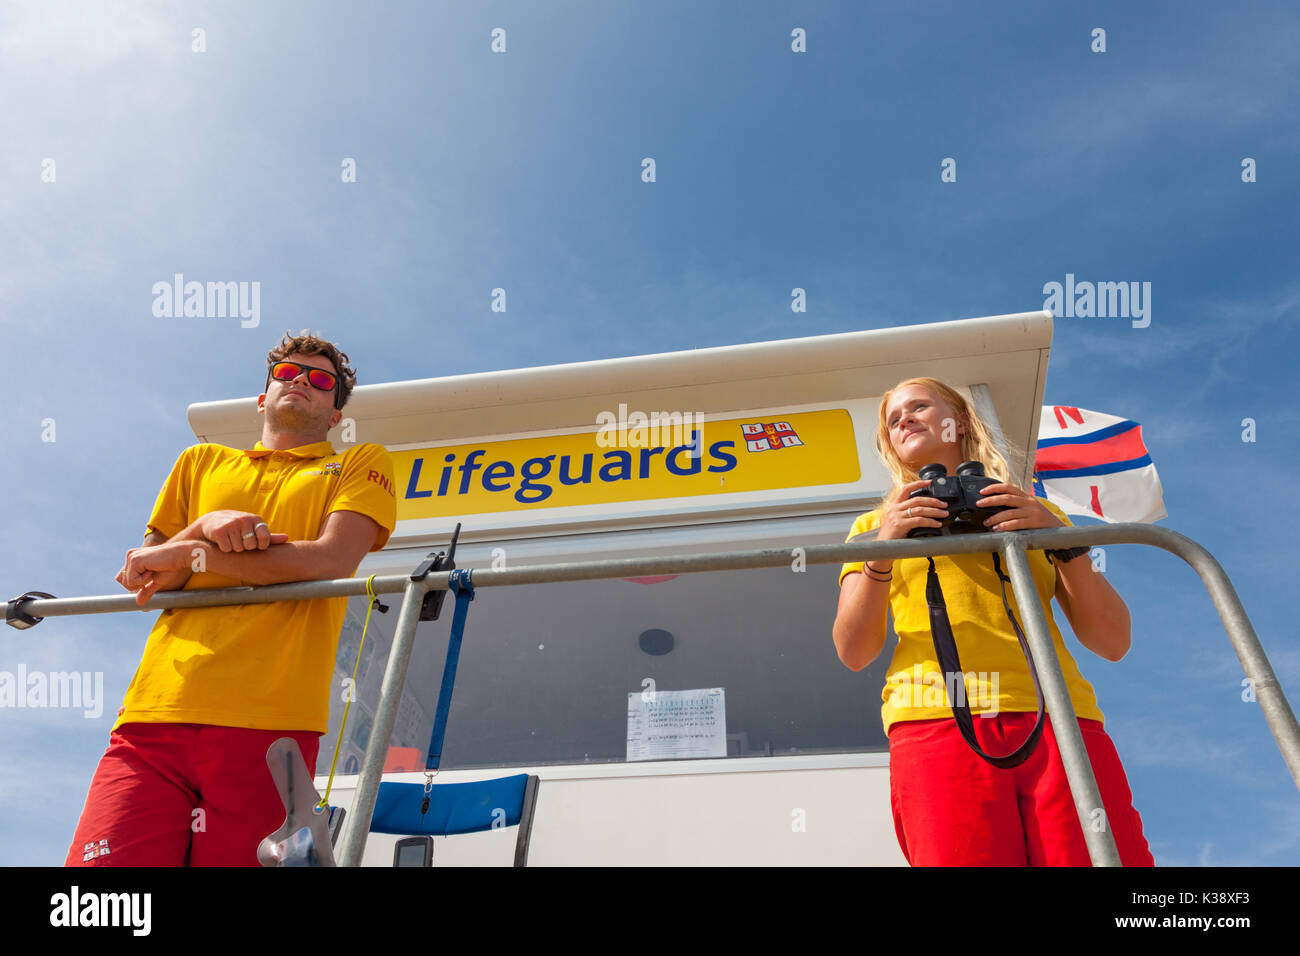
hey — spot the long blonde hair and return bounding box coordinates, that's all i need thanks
[875,377,1024,508]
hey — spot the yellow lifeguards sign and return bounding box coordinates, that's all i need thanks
[392,408,860,519]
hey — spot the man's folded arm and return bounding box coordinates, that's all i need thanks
[193,509,382,586]
[143,519,209,548]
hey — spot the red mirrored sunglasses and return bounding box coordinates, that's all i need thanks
[267,361,340,402]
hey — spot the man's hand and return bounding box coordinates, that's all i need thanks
[198,511,290,552]
[117,541,200,607]
[193,509,382,587]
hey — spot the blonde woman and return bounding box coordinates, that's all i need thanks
[832,377,1154,866]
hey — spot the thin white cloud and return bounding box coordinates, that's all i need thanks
[1156,798,1300,866]
[1051,280,1300,374]
[0,1,175,69]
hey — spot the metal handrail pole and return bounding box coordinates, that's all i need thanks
[999,537,1122,867]
[402,526,1298,789]
[12,522,1297,807]
[337,576,430,867]
[0,526,1208,607]
[17,530,1296,788]
[417,528,1118,589]
[955,523,1299,793]
[1130,526,1300,793]
[10,574,413,619]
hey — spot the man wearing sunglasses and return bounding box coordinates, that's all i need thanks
[65,331,397,867]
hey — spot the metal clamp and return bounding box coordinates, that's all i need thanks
[6,592,56,630]
[410,523,462,621]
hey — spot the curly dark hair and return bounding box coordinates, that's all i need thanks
[265,330,357,410]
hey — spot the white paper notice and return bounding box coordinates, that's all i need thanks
[626,687,727,761]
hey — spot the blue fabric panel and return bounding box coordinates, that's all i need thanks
[370,775,529,836]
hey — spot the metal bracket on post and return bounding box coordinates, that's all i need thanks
[6,592,56,630]
[410,523,461,622]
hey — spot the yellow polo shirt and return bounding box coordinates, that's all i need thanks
[113,440,397,734]
[839,497,1105,736]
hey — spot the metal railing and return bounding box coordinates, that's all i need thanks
[9,523,1297,867]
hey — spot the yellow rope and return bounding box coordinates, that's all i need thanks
[317,574,380,811]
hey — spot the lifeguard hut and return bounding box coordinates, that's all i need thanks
[183,309,1057,865]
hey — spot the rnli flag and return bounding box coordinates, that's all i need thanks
[741,421,803,452]
[1033,406,1166,523]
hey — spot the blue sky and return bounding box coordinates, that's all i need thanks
[1,1,1297,866]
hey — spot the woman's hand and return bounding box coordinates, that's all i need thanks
[877,479,950,541]
[975,482,1064,531]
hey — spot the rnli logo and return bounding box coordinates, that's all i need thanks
[298,461,344,478]
[367,469,396,496]
[740,421,803,452]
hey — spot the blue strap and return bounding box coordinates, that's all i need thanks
[425,569,475,771]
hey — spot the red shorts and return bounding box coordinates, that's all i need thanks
[65,723,321,867]
[887,712,1154,866]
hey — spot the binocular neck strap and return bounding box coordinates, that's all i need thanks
[923,554,1046,769]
